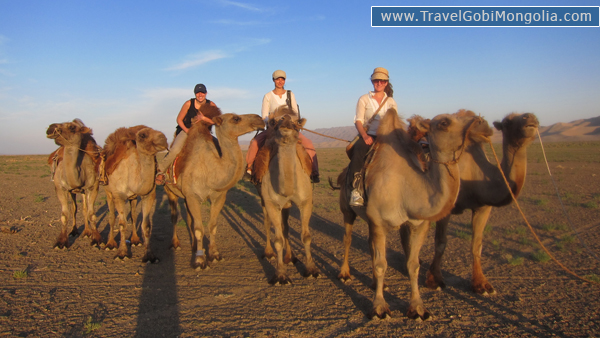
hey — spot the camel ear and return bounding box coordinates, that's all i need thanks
[137,129,149,141]
[213,116,223,126]
[297,118,307,129]
[493,121,503,131]
[80,126,92,135]
[416,118,431,133]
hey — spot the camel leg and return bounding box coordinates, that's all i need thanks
[82,189,102,246]
[68,192,78,237]
[471,206,495,295]
[338,207,356,282]
[282,205,297,265]
[165,188,181,250]
[298,200,318,278]
[129,198,142,247]
[266,203,291,285]
[114,194,131,259]
[426,215,450,290]
[406,221,432,321]
[140,190,158,263]
[80,191,92,238]
[261,205,275,260]
[54,188,72,249]
[368,220,390,319]
[105,191,118,250]
[186,198,208,270]
[207,191,226,262]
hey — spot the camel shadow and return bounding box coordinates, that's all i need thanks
[133,185,181,337]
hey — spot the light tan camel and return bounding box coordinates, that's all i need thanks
[335,109,492,319]
[46,119,102,248]
[425,112,539,295]
[102,126,168,261]
[164,107,265,269]
[253,106,318,285]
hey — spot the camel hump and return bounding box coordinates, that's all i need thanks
[376,108,407,137]
[200,103,222,120]
[102,125,150,176]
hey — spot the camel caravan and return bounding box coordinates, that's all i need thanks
[45,79,540,320]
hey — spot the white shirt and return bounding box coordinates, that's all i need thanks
[354,91,398,136]
[261,90,299,124]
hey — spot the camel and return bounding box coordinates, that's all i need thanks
[101,126,168,261]
[163,106,265,269]
[334,109,492,319]
[46,119,102,248]
[253,106,318,285]
[425,112,539,295]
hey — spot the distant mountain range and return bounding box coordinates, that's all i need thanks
[300,116,600,148]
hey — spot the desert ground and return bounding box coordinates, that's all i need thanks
[1,143,600,337]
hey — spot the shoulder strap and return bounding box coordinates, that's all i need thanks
[286,90,301,119]
[367,96,389,125]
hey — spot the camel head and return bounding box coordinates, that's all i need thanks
[493,113,539,148]
[212,113,265,139]
[418,113,490,163]
[46,119,93,147]
[270,113,306,145]
[135,127,168,155]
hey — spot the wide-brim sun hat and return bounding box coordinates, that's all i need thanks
[371,67,389,81]
[272,70,286,80]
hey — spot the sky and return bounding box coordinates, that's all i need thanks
[0,0,599,155]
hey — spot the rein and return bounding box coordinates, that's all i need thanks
[487,132,599,286]
[300,127,352,143]
[429,116,483,166]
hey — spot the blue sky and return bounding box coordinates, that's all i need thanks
[1,0,599,155]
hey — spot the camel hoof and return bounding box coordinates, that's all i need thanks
[407,306,432,321]
[170,244,181,250]
[338,274,352,284]
[303,269,320,279]
[209,254,223,262]
[262,252,276,260]
[473,283,496,295]
[269,275,292,286]
[425,272,446,290]
[370,282,389,291]
[369,305,392,320]
[193,261,209,270]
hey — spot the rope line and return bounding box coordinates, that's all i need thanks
[536,131,600,262]
[300,127,352,143]
[487,136,599,286]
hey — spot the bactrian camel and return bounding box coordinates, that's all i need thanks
[164,106,265,269]
[336,109,492,319]
[425,112,539,295]
[46,119,102,248]
[102,126,168,261]
[253,106,318,285]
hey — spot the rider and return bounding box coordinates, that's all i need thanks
[155,83,217,185]
[348,67,398,206]
[245,70,320,183]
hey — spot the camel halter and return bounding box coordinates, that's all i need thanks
[429,116,483,166]
[49,128,102,155]
[486,130,599,286]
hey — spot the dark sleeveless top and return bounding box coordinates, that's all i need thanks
[175,98,212,135]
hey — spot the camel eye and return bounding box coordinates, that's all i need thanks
[233,116,241,123]
[69,125,76,132]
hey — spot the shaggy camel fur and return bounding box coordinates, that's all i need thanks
[254,106,317,285]
[102,126,168,261]
[46,119,102,248]
[335,109,492,319]
[425,112,539,295]
[164,108,264,269]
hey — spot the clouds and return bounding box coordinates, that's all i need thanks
[217,0,264,13]
[165,38,270,71]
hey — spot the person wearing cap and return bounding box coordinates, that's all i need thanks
[348,67,398,206]
[155,83,217,185]
[245,70,320,183]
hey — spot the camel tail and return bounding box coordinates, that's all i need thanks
[328,177,340,190]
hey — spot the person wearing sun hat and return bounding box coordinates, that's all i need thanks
[155,83,218,185]
[245,69,320,183]
[348,67,398,206]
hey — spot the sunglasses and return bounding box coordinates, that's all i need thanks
[372,79,389,84]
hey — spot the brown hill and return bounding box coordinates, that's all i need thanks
[303,116,600,147]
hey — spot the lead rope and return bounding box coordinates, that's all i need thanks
[487,136,599,285]
[536,131,600,262]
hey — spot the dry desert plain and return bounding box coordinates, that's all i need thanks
[1,142,600,337]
